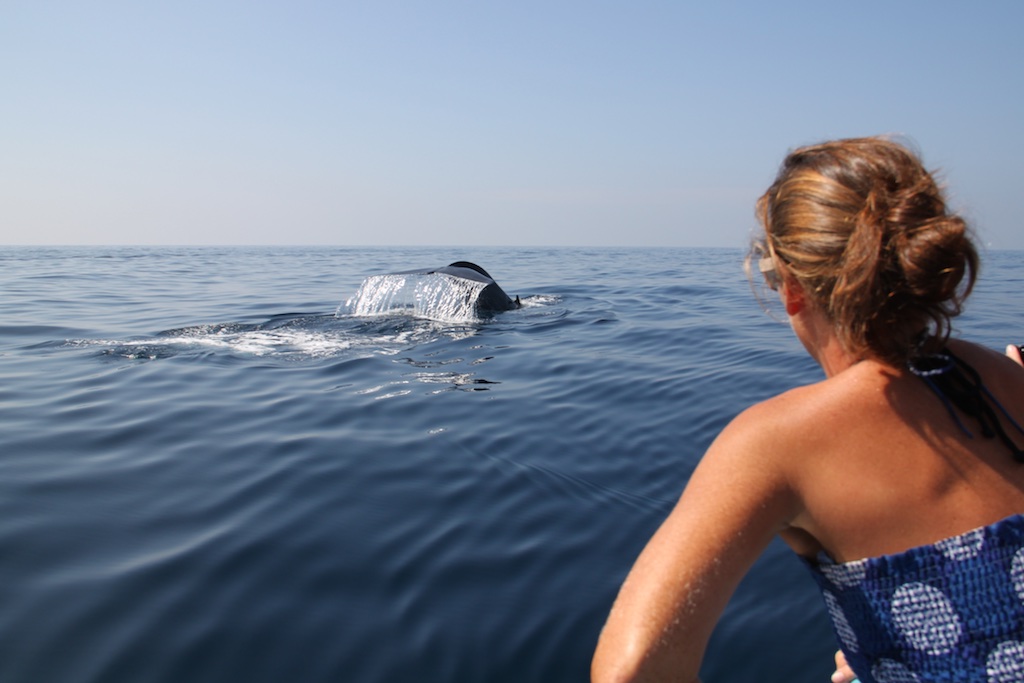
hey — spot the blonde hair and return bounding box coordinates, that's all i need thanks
[754,137,978,365]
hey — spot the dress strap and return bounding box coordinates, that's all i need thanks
[908,349,1024,462]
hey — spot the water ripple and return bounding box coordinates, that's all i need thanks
[2,246,1017,682]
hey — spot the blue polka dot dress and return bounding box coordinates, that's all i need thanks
[803,514,1024,682]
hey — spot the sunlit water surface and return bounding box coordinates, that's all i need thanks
[2,246,1019,682]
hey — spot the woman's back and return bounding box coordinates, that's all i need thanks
[776,339,1024,564]
[779,342,1024,682]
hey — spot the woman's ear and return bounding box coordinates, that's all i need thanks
[782,278,806,317]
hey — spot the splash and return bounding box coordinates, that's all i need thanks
[345,273,488,322]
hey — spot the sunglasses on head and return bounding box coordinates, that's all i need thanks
[758,257,782,291]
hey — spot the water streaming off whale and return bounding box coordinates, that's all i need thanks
[344,272,488,322]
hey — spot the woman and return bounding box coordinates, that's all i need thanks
[592,137,1024,683]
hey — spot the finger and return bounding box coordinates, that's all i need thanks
[1006,344,1024,366]
[831,650,857,683]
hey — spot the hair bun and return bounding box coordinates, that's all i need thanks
[894,214,972,304]
[755,136,979,364]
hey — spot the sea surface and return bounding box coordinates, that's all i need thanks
[2,246,1020,683]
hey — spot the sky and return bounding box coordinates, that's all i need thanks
[3,1,1022,248]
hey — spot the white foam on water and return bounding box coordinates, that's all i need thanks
[73,319,481,361]
[159,329,353,357]
[75,329,371,360]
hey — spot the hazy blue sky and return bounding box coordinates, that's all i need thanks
[3,2,1022,248]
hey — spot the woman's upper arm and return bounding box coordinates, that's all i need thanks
[592,404,801,683]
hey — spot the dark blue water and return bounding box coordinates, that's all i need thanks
[2,246,1019,682]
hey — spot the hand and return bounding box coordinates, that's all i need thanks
[831,649,858,683]
[1007,344,1024,367]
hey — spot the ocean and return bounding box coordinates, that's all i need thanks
[2,245,1019,683]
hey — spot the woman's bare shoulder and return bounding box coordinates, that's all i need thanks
[710,362,906,493]
[727,372,868,442]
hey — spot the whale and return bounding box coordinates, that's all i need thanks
[389,261,520,314]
